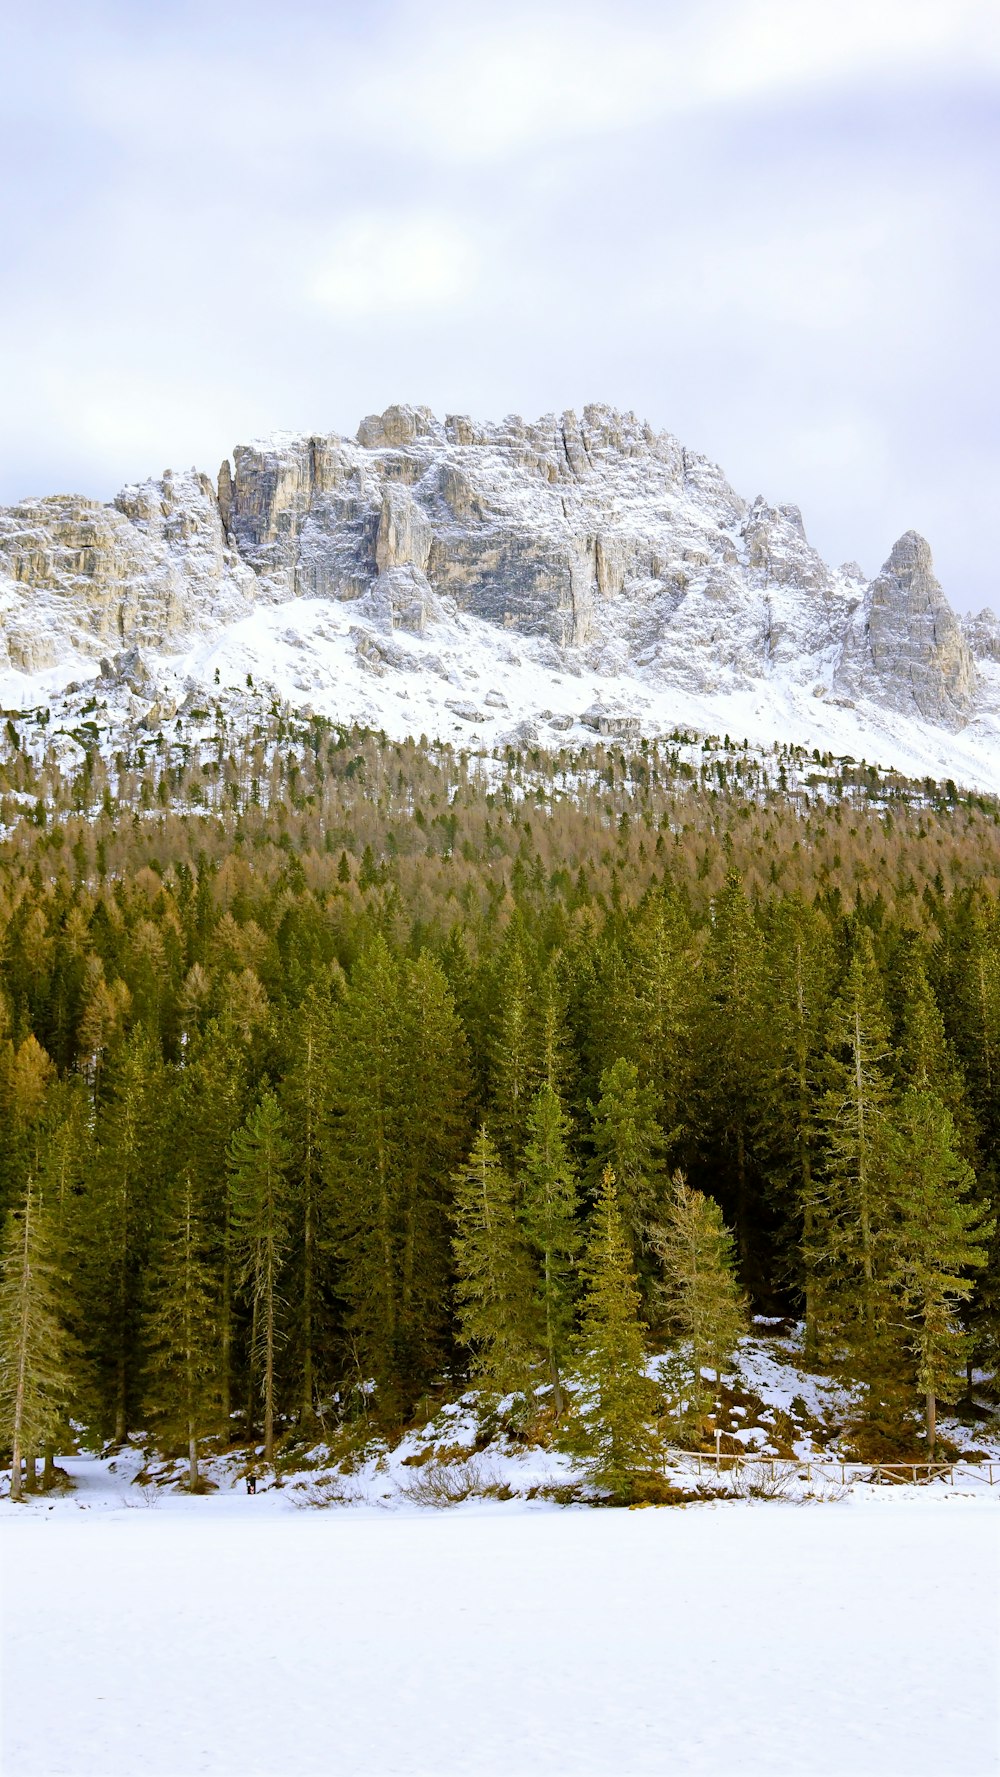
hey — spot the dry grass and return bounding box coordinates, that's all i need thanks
[397,1456,513,1507]
[725,1460,801,1501]
[289,1472,371,1509]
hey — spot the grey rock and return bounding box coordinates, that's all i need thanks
[836,532,976,725]
[0,404,990,741]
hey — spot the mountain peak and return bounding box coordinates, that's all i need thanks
[1,406,999,792]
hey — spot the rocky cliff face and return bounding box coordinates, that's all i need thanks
[835,531,977,723]
[0,402,993,748]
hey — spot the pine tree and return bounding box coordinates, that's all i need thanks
[815,935,895,1366]
[452,1127,535,1395]
[0,1177,78,1502]
[574,1168,659,1499]
[178,1018,248,1434]
[85,1030,166,1443]
[587,1058,666,1310]
[650,1173,746,1434]
[695,871,770,1278]
[323,940,470,1417]
[142,1172,220,1489]
[229,1092,292,1463]
[760,898,834,1359]
[520,1085,580,1414]
[393,954,472,1397]
[488,937,540,1165]
[278,981,339,1424]
[883,1088,993,1452]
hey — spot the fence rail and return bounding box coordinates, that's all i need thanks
[674,1451,1000,1487]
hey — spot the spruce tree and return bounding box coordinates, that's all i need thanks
[178,1018,248,1434]
[229,1092,292,1463]
[323,941,470,1417]
[520,1085,580,1415]
[452,1127,535,1395]
[393,954,472,1397]
[142,1172,220,1489]
[488,938,538,1165]
[587,1058,666,1310]
[278,981,339,1424]
[84,1030,166,1443]
[650,1173,746,1434]
[883,1088,993,1452]
[760,898,834,1359]
[815,934,895,1367]
[695,870,770,1277]
[574,1168,659,1499]
[0,1177,78,1502]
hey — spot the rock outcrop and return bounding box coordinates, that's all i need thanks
[836,531,976,723]
[0,404,988,737]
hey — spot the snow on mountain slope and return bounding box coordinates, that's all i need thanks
[2,403,999,791]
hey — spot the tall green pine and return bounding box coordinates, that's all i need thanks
[229,1092,292,1463]
[452,1127,535,1395]
[520,1085,580,1415]
[142,1171,220,1488]
[0,1177,78,1502]
[574,1168,659,1499]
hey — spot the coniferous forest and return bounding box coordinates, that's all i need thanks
[2,706,1000,1497]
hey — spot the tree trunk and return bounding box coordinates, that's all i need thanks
[246,1288,258,1441]
[264,1282,275,1464]
[301,1169,314,1426]
[926,1389,936,1456]
[23,1452,36,1494]
[221,1246,232,1434]
[735,1124,750,1271]
[300,1037,316,1427]
[802,1198,818,1364]
[188,1433,199,1492]
[114,1353,127,1446]
[9,1441,23,1504]
[43,1447,55,1490]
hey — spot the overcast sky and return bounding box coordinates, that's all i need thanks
[2,0,998,609]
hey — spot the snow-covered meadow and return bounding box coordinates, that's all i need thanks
[5,1326,1000,1776]
[3,1452,999,1777]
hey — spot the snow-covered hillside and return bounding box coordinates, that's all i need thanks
[2,403,1000,793]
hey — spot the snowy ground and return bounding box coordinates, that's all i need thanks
[7,588,1000,798]
[3,1466,999,1777]
[5,1331,1000,1775]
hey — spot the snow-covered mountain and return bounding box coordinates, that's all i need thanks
[3,402,1000,790]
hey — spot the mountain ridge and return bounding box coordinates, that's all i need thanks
[2,402,999,792]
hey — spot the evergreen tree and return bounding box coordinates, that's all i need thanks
[488,937,540,1165]
[694,871,770,1279]
[323,941,469,1417]
[883,1088,993,1451]
[520,1085,580,1414]
[574,1168,659,1499]
[587,1058,665,1310]
[84,1030,166,1443]
[142,1171,220,1488]
[452,1127,535,1395]
[178,1017,248,1433]
[393,954,472,1396]
[0,1177,78,1501]
[229,1092,292,1462]
[815,935,895,1368]
[760,898,834,1358]
[650,1173,746,1433]
[278,981,339,1424]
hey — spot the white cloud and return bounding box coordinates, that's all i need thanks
[307,214,479,317]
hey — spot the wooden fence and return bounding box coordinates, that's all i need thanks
[674,1451,1000,1487]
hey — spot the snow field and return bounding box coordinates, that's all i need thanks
[3,1497,998,1777]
